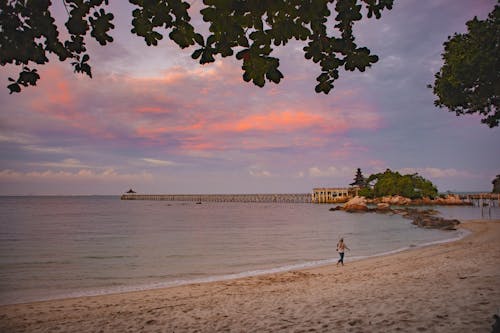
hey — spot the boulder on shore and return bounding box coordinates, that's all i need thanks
[411,216,460,230]
[380,195,412,205]
[342,196,368,212]
[434,195,465,205]
[376,202,391,212]
[333,196,460,231]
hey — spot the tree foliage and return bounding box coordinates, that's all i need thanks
[430,3,499,127]
[1,0,393,94]
[361,169,438,199]
[493,174,500,194]
[349,167,366,187]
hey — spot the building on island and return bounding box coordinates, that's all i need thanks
[312,168,366,203]
[311,187,358,203]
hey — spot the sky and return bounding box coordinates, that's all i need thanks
[0,0,499,195]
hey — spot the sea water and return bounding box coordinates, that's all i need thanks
[0,196,495,305]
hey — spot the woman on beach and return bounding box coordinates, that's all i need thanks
[336,238,350,266]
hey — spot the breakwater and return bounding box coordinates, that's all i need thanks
[121,193,313,203]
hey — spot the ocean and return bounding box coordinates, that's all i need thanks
[0,196,497,305]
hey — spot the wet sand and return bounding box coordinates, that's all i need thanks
[1,219,499,332]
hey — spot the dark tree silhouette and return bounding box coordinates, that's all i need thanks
[429,3,499,127]
[349,168,366,187]
[1,0,393,94]
[493,175,500,194]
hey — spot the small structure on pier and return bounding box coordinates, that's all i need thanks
[311,187,357,203]
[126,189,136,194]
[311,168,366,203]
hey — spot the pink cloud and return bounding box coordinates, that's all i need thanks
[181,137,224,152]
[135,106,173,114]
[4,54,382,157]
[214,110,334,133]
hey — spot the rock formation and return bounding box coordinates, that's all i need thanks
[341,196,368,212]
[376,202,391,211]
[333,202,460,230]
[379,195,412,205]
[432,194,465,205]
[370,194,468,206]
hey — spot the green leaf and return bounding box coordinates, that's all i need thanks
[191,48,203,59]
[194,33,204,46]
[265,68,283,83]
[8,83,21,94]
[200,49,215,64]
[253,74,265,87]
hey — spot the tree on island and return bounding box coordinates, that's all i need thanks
[429,3,499,128]
[1,0,393,95]
[493,175,500,194]
[358,169,438,199]
[349,168,366,187]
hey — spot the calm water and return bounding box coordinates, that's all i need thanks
[0,196,495,305]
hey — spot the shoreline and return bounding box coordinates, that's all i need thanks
[1,222,468,307]
[1,219,499,332]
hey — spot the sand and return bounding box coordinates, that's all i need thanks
[1,219,499,333]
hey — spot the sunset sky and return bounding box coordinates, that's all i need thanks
[1,0,499,195]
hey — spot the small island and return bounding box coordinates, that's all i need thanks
[329,169,475,230]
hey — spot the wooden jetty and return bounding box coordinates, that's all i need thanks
[457,193,500,218]
[120,193,313,203]
[120,191,500,208]
[458,193,500,206]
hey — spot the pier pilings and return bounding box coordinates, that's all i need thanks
[460,193,500,218]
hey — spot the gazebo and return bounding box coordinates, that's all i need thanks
[126,189,136,194]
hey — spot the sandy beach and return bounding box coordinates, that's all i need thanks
[1,219,499,333]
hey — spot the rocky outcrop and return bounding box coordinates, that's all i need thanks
[370,194,469,206]
[406,210,460,230]
[341,196,368,212]
[376,202,391,212]
[392,208,460,230]
[333,203,460,230]
[433,195,466,205]
[380,195,412,205]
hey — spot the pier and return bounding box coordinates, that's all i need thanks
[457,193,500,203]
[121,192,500,207]
[458,193,500,218]
[121,193,313,203]
[458,193,500,206]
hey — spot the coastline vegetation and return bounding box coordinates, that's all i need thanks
[357,169,438,200]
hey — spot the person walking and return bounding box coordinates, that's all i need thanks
[336,238,350,266]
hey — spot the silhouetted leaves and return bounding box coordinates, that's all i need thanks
[430,3,499,127]
[7,67,40,94]
[89,9,115,45]
[2,0,393,94]
[72,54,92,77]
[1,0,110,92]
